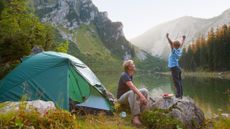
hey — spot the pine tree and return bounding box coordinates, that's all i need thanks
[181,25,230,71]
[227,25,230,69]
[207,28,216,70]
[219,24,228,70]
[199,36,207,69]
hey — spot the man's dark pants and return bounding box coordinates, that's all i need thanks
[170,66,183,98]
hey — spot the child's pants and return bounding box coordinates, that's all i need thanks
[170,66,183,98]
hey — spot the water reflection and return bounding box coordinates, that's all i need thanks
[183,77,230,118]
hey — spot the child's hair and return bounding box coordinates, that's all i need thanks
[173,40,180,48]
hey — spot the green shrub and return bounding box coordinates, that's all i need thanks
[55,40,69,53]
[0,60,20,79]
[140,109,184,129]
[0,107,76,129]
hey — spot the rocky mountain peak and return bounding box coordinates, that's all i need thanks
[31,0,134,59]
[34,0,99,30]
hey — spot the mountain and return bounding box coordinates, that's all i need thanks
[28,0,166,72]
[30,0,134,60]
[131,9,230,59]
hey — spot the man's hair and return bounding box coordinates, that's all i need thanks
[173,40,180,48]
[123,60,134,72]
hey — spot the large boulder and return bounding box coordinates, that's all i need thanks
[0,100,56,115]
[150,96,205,129]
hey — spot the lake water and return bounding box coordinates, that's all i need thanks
[96,72,230,118]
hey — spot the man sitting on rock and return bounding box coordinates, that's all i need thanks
[117,60,149,126]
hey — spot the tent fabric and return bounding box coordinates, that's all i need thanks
[77,86,112,111]
[0,51,113,111]
[68,66,90,103]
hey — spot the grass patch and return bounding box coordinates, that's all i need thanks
[0,103,139,129]
[204,116,230,129]
[76,24,118,63]
[75,112,136,129]
[213,117,230,129]
[69,24,122,72]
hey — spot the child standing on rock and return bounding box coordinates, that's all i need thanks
[166,33,186,99]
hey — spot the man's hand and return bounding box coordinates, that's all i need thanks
[126,81,148,105]
[140,95,147,105]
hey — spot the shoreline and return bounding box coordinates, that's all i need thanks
[158,71,230,80]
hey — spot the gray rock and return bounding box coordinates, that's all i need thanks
[0,100,56,116]
[31,46,44,55]
[150,96,205,129]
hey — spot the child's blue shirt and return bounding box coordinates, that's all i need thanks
[168,48,182,68]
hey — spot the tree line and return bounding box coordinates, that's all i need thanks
[180,24,230,71]
[0,0,68,78]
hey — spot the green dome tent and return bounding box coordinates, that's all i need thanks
[0,51,113,111]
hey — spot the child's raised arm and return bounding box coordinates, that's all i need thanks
[166,33,173,49]
[180,35,186,48]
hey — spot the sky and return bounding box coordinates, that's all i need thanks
[91,0,230,39]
